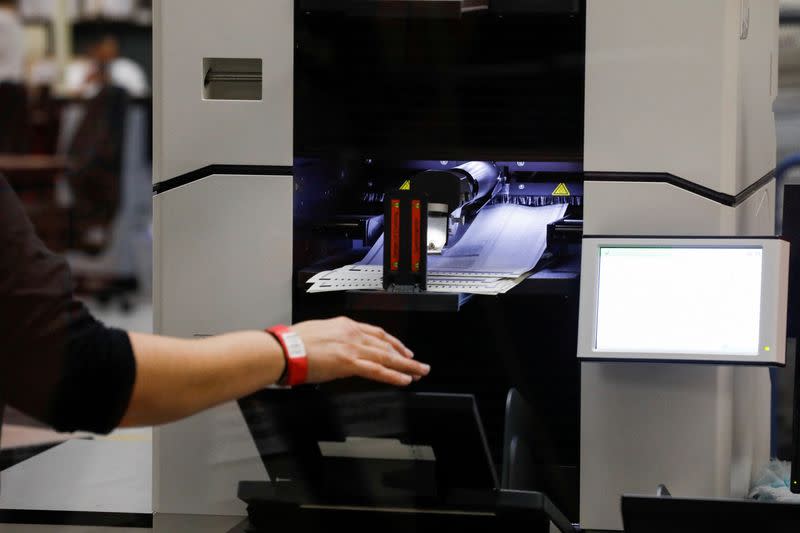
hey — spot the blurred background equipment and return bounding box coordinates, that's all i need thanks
[0,0,152,311]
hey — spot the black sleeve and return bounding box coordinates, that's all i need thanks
[0,176,136,434]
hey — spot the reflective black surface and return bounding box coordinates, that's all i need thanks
[239,389,497,508]
[295,3,585,161]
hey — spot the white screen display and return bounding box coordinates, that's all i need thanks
[595,247,763,356]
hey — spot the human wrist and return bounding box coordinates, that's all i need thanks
[257,330,287,386]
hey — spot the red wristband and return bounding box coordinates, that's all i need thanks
[267,325,308,387]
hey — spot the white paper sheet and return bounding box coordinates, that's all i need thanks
[359,203,567,276]
[307,204,567,296]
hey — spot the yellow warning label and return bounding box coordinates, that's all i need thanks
[552,183,571,197]
[400,180,411,191]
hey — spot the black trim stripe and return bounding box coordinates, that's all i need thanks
[153,165,294,195]
[154,165,774,206]
[0,510,152,528]
[584,169,775,207]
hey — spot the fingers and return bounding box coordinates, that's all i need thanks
[301,317,430,387]
[356,346,430,378]
[351,358,415,387]
[356,322,414,358]
[361,334,406,362]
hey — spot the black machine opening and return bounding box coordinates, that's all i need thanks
[294,1,586,162]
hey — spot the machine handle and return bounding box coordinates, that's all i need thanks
[204,70,263,86]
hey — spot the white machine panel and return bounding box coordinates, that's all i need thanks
[584,0,777,195]
[578,237,789,364]
[152,0,293,183]
[153,174,293,515]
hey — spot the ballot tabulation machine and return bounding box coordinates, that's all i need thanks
[152,1,790,531]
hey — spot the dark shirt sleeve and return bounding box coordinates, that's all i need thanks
[0,176,136,434]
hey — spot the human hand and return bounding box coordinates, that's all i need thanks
[291,317,429,386]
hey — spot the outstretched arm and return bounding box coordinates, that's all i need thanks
[0,176,428,434]
[120,318,429,427]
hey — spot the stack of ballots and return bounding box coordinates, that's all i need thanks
[307,203,567,296]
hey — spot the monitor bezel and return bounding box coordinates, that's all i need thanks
[577,236,789,365]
